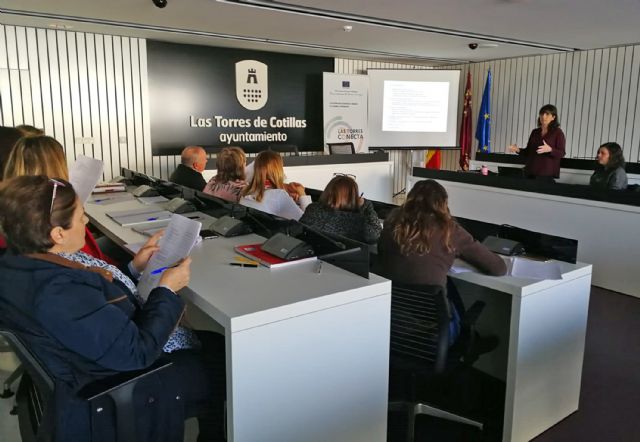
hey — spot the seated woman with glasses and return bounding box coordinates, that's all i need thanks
[300,175,381,244]
[2,135,112,262]
[0,175,227,441]
[203,146,247,202]
[373,180,507,342]
[239,150,311,220]
[589,142,628,190]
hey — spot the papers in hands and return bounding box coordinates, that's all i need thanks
[136,214,202,299]
[69,155,104,204]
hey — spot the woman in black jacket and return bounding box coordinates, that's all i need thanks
[0,175,225,442]
[300,174,382,244]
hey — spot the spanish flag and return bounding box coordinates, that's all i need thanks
[425,149,441,170]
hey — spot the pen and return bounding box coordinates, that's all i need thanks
[147,217,158,221]
[150,261,182,275]
[316,261,322,274]
[229,262,258,268]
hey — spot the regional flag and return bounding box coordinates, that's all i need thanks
[475,70,492,153]
[459,72,472,170]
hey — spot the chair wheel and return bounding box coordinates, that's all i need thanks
[0,388,15,399]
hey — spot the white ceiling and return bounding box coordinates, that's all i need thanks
[1,0,639,66]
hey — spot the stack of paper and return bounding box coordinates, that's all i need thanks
[93,182,126,194]
[505,257,562,280]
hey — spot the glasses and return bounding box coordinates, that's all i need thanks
[49,178,66,214]
[333,173,357,180]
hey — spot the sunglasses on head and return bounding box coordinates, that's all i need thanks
[49,178,67,214]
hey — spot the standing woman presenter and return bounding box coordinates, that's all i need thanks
[508,104,566,181]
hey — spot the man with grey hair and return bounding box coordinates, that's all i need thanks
[169,145,208,190]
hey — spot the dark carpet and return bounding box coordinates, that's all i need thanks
[388,287,640,442]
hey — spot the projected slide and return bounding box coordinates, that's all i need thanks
[382,81,449,132]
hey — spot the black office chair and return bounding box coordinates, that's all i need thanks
[0,326,177,442]
[268,144,299,156]
[327,142,355,155]
[388,282,491,441]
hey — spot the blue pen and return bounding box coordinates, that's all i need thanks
[150,262,181,275]
[147,217,158,221]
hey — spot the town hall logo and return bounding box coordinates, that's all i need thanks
[236,60,268,111]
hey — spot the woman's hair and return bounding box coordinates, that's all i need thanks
[0,126,22,180]
[16,125,45,136]
[242,150,285,202]
[3,135,69,181]
[598,142,626,170]
[215,146,246,183]
[0,175,77,254]
[389,179,455,255]
[319,175,360,211]
[537,104,560,130]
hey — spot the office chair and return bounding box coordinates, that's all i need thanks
[327,142,355,155]
[0,337,22,401]
[0,326,177,442]
[388,282,492,441]
[268,144,299,156]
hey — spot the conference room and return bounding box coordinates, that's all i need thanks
[0,1,639,441]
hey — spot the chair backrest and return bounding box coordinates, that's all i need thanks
[327,142,355,155]
[268,144,299,156]
[0,326,55,442]
[390,282,450,374]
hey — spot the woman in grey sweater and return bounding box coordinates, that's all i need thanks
[589,142,628,190]
[300,175,382,244]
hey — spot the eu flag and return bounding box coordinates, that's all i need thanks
[475,70,492,152]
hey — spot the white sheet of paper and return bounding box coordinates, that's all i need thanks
[69,155,104,204]
[449,259,478,274]
[507,257,562,280]
[136,214,203,299]
[137,196,169,205]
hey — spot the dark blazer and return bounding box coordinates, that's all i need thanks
[169,164,206,190]
[519,127,566,178]
[0,253,186,441]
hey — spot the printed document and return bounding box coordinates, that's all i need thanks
[137,214,202,299]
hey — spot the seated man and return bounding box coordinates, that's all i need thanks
[169,145,208,190]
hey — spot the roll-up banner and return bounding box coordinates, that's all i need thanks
[323,73,369,153]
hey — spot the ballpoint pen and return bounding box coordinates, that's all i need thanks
[150,261,182,275]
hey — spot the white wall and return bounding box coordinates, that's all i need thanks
[3,24,638,187]
[440,44,640,163]
[339,44,640,196]
[0,24,155,180]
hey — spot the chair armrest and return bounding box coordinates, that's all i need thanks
[460,300,485,328]
[77,359,173,401]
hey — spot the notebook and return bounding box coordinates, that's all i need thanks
[235,243,316,269]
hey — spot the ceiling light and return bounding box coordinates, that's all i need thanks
[216,0,577,52]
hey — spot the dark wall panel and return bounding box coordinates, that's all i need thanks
[147,40,333,154]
